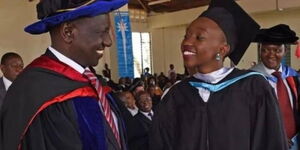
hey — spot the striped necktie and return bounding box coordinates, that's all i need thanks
[83,69,121,147]
[272,71,296,139]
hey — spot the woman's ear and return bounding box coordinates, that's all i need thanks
[219,44,231,58]
[60,22,74,44]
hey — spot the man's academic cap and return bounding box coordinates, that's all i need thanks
[253,24,299,44]
[25,0,128,34]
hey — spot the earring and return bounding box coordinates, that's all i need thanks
[216,53,221,61]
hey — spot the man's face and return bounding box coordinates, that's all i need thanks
[137,93,152,112]
[260,43,285,70]
[70,14,112,67]
[124,92,136,109]
[0,56,24,81]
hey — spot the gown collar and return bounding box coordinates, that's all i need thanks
[193,67,234,84]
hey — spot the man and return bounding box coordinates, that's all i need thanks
[129,91,153,150]
[252,24,300,149]
[0,52,24,112]
[0,0,128,150]
[129,78,145,97]
[118,91,139,116]
[167,64,176,80]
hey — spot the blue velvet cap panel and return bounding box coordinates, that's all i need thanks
[25,0,128,34]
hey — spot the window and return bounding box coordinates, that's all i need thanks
[132,32,152,77]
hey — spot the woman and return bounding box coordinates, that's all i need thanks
[149,0,288,150]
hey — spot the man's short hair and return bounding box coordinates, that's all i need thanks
[1,52,21,65]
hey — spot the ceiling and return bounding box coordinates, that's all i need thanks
[128,0,211,13]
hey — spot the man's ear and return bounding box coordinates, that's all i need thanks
[0,64,6,73]
[60,22,74,43]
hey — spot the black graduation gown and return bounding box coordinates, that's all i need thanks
[149,69,288,150]
[0,52,127,150]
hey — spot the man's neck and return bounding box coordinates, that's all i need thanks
[48,46,86,74]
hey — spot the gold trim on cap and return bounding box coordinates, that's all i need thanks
[56,0,96,13]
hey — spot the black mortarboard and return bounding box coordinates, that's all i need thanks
[253,24,299,44]
[199,0,260,65]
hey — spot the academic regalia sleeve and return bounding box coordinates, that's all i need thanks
[21,100,82,150]
[149,89,176,150]
[250,80,288,150]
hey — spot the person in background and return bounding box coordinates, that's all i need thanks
[118,91,139,116]
[0,52,24,112]
[167,64,176,80]
[102,69,119,91]
[157,72,168,89]
[0,0,128,150]
[129,91,153,150]
[129,78,145,97]
[147,77,162,109]
[104,63,111,78]
[143,67,152,79]
[251,24,300,149]
[149,0,288,149]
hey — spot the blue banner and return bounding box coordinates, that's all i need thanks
[114,11,134,78]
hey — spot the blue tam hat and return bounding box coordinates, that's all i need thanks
[25,0,128,34]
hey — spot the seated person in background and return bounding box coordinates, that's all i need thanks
[157,72,168,89]
[147,85,162,109]
[118,91,139,116]
[251,24,300,149]
[129,91,153,150]
[0,52,24,112]
[129,78,145,97]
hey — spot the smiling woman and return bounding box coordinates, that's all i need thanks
[149,0,289,150]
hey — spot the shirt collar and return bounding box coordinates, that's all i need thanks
[140,110,154,120]
[261,63,283,75]
[48,46,86,74]
[193,67,234,83]
[2,76,12,91]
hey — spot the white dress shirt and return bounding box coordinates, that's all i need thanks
[2,76,12,91]
[127,106,139,116]
[140,110,154,120]
[257,63,294,108]
[49,46,119,132]
[193,67,234,102]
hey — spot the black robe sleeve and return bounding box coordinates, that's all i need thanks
[250,83,288,150]
[21,101,82,150]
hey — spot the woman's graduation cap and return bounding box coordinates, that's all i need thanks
[200,0,260,65]
[25,0,128,34]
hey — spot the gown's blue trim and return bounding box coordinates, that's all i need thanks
[267,65,299,83]
[73,97,107,150]
[189,72,266,92]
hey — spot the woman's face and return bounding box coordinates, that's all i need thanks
[181,17,228,73]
